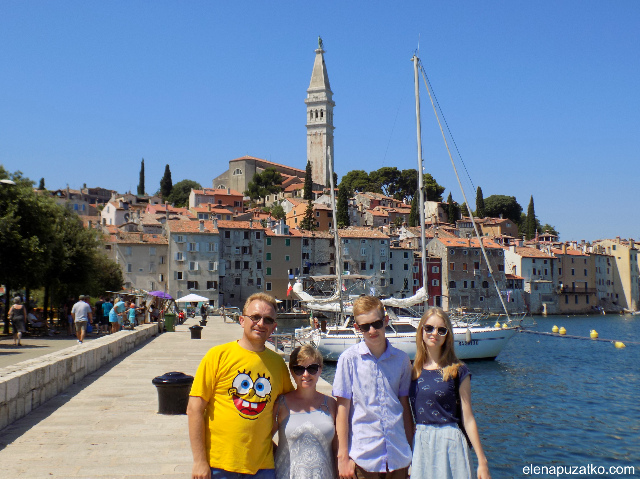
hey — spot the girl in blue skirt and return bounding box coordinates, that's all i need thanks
[409,308,491,479]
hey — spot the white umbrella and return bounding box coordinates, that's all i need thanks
[175,293,210,303]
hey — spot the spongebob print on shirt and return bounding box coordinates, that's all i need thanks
[228,370,272,420]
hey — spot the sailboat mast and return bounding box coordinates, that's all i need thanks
[327,146,344,315]
[413,55,428,310]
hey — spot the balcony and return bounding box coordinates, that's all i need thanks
[557,285,597,294]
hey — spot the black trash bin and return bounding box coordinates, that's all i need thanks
[189,325,203,339]
[199,319,208,327]
[151,372,194,415]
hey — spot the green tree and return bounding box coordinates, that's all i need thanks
[137,158,145,196]
[299,200,316,231]
[303,161,313,200]
[446,192,458,224]
[541,224,559,236]
[336,187,350,228]
[166,180,202,208]
[160,164,173,199]
[460,202,472,218]
[270,204,286,220]
[409,192,419,227]
[475,186,485,218]
[423,173,445,202]
[339,170,377,195]
[370,166,401,197]
[244,168,284,205]
[483,195,523,224]
[525,196,537,240]
[38,178,45,190]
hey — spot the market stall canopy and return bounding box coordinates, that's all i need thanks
[175,293,209,303]
[148,291,173,299]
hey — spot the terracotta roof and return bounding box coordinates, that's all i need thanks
[289,229,333,239]
[550,248,588,257]
[284,183,304,192]
[338,227,390,239]
[283,198,305,206]
[114,233,168,244]
[191,205,234,214]
[369,210,389,217]
[166,221,219,234]
[229,156,305,174]
[216,220,266,230]
[192,188,243,197]
[509,246,555,259]
[436,237,503,249]
[505,274,524,279]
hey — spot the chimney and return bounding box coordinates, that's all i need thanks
[212,218,218,230]
[249,219,253,228]
[616,236,621,244]
[227,188,231,195]
[208,203,211,212]
[562,243,567,255]
[199,220,205,232]
[630,239,635,249]
[139,232,144,241]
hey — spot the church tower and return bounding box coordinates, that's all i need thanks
[305,38,335,187]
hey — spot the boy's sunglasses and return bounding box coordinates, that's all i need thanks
[354,319,385,332]
[423,325,448,336]
[244,314,276,325]
[291,364,321,376]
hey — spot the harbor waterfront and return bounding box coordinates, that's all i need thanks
[279,314,639,477]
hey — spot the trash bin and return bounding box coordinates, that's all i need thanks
[151,372,194,415]
[164,313,176,332]
[199,319,208,327]
[189,325,203,339]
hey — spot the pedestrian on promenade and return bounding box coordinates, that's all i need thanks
[94,296,105,335]
[200,303,207,321]
[64,297,75,336]
[333,295,413,479]
[102,297,114,334]
[109,297,126,334]
[187,292,294,479]
[409,308,491,479]
[126,302,137,328]
[71,295,93,344]
[273,344,336,479]
[8,296,27,346]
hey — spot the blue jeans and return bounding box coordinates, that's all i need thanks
[210,468,275,479]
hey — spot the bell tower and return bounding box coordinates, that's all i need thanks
[305,37,335,188]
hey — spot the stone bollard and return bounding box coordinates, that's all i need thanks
[189,325,203,339]
[151,372,194,415]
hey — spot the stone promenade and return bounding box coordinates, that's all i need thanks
[0,314,330,478]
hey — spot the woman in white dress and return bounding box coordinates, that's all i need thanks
[273,345,336,479]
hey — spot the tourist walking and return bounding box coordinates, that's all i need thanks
[333,295,413,479]
[8,296,27,346]
[109,297,126,334]
[71,295,93,344]
[409,308,491,479]
[94,296,105,334]
[187,293,293,479]
[102,297,114,333]
[273,344,336,479]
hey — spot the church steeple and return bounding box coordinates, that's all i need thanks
[306,37,335,188]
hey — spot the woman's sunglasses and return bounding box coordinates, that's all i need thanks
[423,324,448,336]
[291,364,321,376]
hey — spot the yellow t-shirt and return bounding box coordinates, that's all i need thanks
[190,340,294,474]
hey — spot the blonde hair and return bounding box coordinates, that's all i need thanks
[353,295,384,319]
[289,344,323,370]
[412,307,463,382]
[243,293,278,315]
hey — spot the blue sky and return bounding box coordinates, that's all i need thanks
[1,1,638,242]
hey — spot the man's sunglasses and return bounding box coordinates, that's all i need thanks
[291,364,321,376]
[354,319,385,332]
[244,314,276,325]
[423,324,448,336]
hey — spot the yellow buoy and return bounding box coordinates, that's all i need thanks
[590,330,598,339]
[494,321,501,328]
[502,323,508,329]
[559,327,567,335]
[552,325,559,333]
[614,341,626,349]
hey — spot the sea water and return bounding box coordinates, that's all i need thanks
[279,314,640,477]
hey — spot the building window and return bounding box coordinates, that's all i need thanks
[243,261,249,269]
[176,271,183,280]
[463,281,468,288]
[266,282,272,291]
[482,281,489,288]
[285,255,290,262]
[235,260,241,269]
[159,274,164,282]
[498,264,504,272]
[404,252,409,259]
[188,242,198,252]
[206,281,218,290]
[432,266,439,273]
[571,269,575,276]
[189,261,199,271]
[149,247,156,256]
[266,237,272,246]
[126,263,132,273]
[449,281,456,288]
[176,235,185,243]
[266,267,272,276]
[208,261,218,271]
[234,278,240,286]
[125,247,132,256]
[575,295,579,304]
[432,279,439,286]
[361,248,367,256]
[584,269,587,276]
[224,231,230,239]
[449,262,455,271]
[380,248,387,257]
[266,253,271,261]
[404,264,409,271]
[462,263,468,272]
[187,281,199,290]
[257,261,262,270]
[285,239,291,246]
[343,262,349,272]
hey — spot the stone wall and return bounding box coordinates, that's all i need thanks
[0,323,160,431]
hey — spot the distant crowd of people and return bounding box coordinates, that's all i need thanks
[187,293,491,479]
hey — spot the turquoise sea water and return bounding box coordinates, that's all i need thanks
[280,314,640,477]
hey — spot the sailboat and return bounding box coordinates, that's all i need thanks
[293,54,520,361]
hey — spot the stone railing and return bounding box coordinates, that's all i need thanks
[0,323,160,431]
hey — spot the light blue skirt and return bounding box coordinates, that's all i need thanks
[411,424,473,479]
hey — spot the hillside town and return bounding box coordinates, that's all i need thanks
[5,42,639,316]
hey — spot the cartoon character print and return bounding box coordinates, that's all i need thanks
[228,370,272,420]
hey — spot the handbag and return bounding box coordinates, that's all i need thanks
[454,373,473,449]
[87,322,93,333]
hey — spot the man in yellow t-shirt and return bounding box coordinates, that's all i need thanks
[188,293,293,479]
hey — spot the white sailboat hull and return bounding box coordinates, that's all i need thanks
[308,326,517,361]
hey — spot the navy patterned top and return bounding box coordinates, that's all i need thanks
[409,365,471,425]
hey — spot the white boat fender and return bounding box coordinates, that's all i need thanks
[465,329,472,343]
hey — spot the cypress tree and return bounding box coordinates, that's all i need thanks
[475,186,485,218]
[526,195,537,240]
[409,191,419,227]
[38,178,45,190]
[303,161,313,200]
[336,187,350,228]
[447,192,457,224]
[160,164,173,199]
[300,199,316,231]
[137,158,145,196]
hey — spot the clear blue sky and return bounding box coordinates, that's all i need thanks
[1,1,638,242]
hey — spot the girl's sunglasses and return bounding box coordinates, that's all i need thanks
[423,325,448,336]
[291,364,321,376]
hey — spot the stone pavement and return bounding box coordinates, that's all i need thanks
[0,314,331,478]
